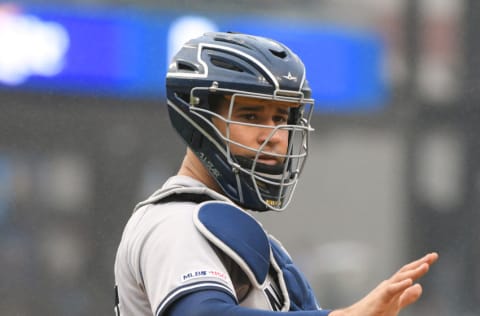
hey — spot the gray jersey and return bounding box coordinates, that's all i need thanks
[114,175,289,316]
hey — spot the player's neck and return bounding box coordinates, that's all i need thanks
[177,149,222,193]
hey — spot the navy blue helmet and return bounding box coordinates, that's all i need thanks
[166,32,314,211]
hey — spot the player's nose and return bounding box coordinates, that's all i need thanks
[257,125,285,147]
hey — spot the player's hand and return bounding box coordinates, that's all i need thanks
[329,252,439,316]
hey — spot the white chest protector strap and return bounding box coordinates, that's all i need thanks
[133,184,230,213]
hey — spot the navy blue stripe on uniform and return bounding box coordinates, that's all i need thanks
[155,280,237,316]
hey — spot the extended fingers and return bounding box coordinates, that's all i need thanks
[349,253,437,316]
[379,278,424,307]
[398,252,439,273]
[383,278,413,300]
[391,262,430,284]
[389,254,437,300]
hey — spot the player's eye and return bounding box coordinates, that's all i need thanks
[238,113,258,122]
[272,115,288,124]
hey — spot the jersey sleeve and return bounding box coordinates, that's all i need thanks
[129,202,238,316]
[167,290,332,316]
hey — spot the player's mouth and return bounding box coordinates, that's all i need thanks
[235,155,285,175]
[256,155,281,166]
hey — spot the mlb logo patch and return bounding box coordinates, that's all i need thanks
[181,269,228,282]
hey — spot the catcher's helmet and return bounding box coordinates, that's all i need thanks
[166,32,314,211]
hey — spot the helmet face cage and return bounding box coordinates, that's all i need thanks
[166,32,315,211]
[188,86,314,211]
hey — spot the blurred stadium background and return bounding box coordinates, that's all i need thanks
[0,0,478,315]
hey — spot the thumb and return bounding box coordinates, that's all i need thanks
[398,284,423,309]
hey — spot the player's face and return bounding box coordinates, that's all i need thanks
[212,95,298,166]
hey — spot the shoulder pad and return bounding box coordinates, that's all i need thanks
[193,201,270,287]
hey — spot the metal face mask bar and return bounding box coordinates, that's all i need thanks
[189,86,314,211]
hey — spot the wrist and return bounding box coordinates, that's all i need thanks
[328,308,348,316]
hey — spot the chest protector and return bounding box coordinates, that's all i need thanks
[137,186,320,311]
